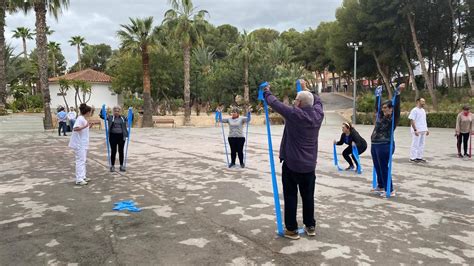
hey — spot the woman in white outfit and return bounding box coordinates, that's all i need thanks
[68,103,94,185]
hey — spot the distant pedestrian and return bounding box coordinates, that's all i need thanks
[215,104,223,127]
[334,122,367,171]
[455,105,472,158]
[409,98,429,163]
[68,103,94,186]
[57,107,68,136]
[67,107,77,132]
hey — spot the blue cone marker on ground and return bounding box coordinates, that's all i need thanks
[352,145,362,174]
[258,82,284,236]
[124,107,133,168]
[333,144,343,171]
[101,104,111,168]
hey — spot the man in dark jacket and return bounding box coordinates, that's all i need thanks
[262,80,324,240]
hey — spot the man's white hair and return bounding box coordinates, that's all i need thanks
[296,91,314,107]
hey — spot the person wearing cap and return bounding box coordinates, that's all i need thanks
[455,105,472,158]
[333,122,367,171]
[371,83,404,197]
[221,108,250,168]
[262,79,324,240]
[408,98,429,163]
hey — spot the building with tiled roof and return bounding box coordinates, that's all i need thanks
[49,69,119,112]
[49,68,112,83]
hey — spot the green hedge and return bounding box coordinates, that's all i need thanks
[355,112,458,128]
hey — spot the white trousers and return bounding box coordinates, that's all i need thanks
[410,132,426,160]
[74,148,87,182]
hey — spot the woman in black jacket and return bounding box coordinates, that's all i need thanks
[100,106,132,172]
[334,122,367,171]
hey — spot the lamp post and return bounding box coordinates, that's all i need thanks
[346,41,362,125]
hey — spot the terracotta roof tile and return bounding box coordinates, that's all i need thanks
[49,68,111,83]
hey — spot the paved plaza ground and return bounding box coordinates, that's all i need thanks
[0,95,473,265]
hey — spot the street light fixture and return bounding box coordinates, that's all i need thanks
[346,41,363,125]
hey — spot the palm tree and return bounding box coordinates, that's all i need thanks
[229,31,260,106]
[47,41,60,76]
[117,17,157,127]
[16,0,70,129]
[0,0,7,111]
[69,35,85,70]
[267,39,294,66]
[193,45,214,75]
[12,27,34,58]
[163,0,208,126]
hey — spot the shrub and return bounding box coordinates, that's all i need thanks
[356,94,375,113]
[356,112,458,128]
[170,98,183,116]
[123,98,144,112]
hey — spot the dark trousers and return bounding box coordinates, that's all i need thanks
[228,137,245,164]
[110,133,125,166]
[457,133,469,155]
[58,121,67,136]
[342,145,366,167]
[371,142,395,192]
[282,162,316,231]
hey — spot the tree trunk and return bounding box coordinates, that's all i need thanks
[22,37,27,59]
[402,46,419,101]
[454,53,463,88]
[407,13,438,111]
[52,53,56,77]
[243,59,249,104]
[141,44,153,127]
[461,45,474,95]
[77,45,81,70]
[319,71,326,92]
[35,0,53,129]
[183,45,192,126]
[0,0,6,110]
[331,72,336,93]
[373,52,393,99]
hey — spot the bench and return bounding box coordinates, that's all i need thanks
[153,118,175,128]
[89,119,102,130]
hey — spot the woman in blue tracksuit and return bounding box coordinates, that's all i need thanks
[371,84,404,197]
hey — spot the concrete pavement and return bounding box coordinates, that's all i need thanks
[0,106,473,265]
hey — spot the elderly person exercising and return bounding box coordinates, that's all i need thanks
[100,106,131,172]
[262,79,324,240]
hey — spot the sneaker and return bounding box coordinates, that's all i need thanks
[370,187,383,193]
[75,180,88,186]
[464,153,469,158]
[457,153,463,158]
[283,229,300,240]
[240,163,245,168]
[84,177,91,182]
[345,166,354,171]
[110,166,115,172]
[304,226,316,237]
[228,163,235,168]
[409,159,418,163]
[416,158,427,163]
[119,166,126,172]
[379,190,396,198]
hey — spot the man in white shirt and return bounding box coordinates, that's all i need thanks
[67,107,77,132]
[408,98,429,163]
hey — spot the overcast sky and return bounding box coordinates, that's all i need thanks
[5,0,343,67]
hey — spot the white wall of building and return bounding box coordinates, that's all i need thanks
[50,82,118,112]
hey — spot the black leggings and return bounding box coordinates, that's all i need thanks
[342,145,366,167]
[228,137,245,164]
[110,133,125,166]
[457,133,470,155]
